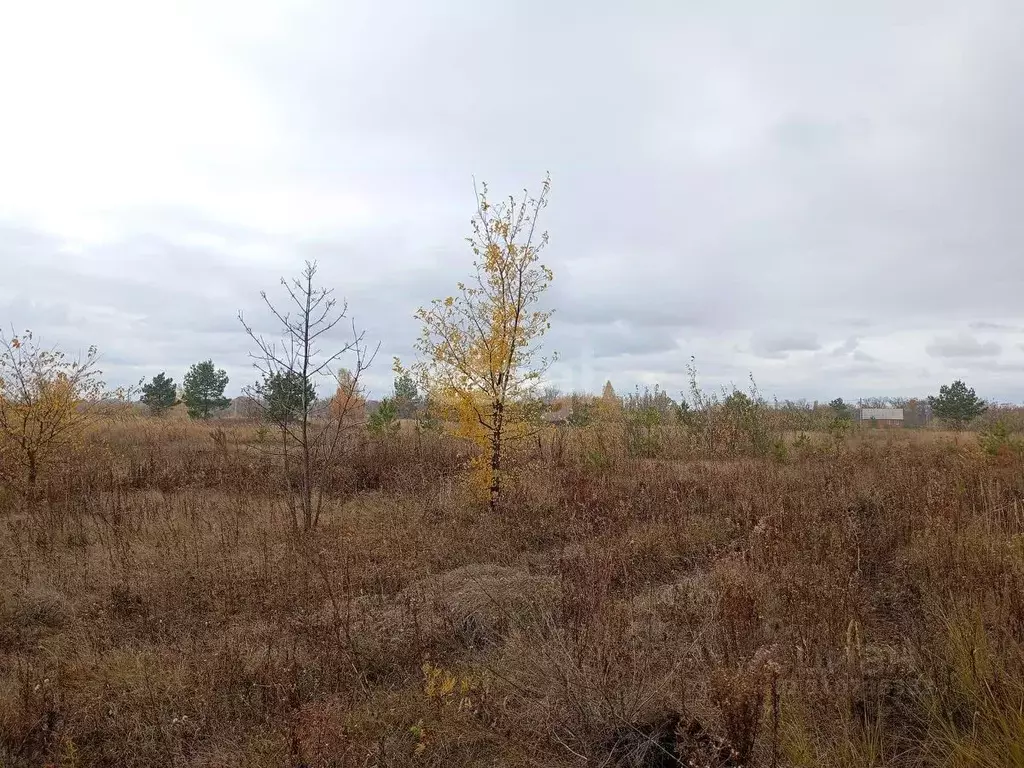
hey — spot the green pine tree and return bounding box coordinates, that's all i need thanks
[368,397,400,435]
[829,398,853,421]
[140,372,180,417]
[928,379,987,431]
[182,360,231,420]
[392,369,421,419]
[258,370,316,428]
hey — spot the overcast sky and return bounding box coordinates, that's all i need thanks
[2,0,1024,403]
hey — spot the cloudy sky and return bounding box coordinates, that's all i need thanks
[2,0,1024,403]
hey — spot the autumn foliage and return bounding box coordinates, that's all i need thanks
[404,176,555,509]
[330,368,366,424]
[0,330,106,490]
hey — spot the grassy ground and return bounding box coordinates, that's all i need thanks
[1,420,1023,767]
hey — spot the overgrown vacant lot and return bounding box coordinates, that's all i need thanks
[2,421,1023,767]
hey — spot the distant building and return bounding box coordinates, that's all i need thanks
[858,407,904,428]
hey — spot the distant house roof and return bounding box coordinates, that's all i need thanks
[860,408,903,421]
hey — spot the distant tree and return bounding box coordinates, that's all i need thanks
[140,372,179,416]
[330,368,367,424]
[258,370,316,429]
[182,360,231,419]
[624,383,676,423]
[723,391,752,411]
[392,368,421,419]
[859,397,893,409]
[368,397,400,435]
[598,380,622,421]
[829,398,853,421]
[540,385,561,406]
[827,397,855,442]
[720,386,777,456]
[904,398,922,428]
[566,393,596,428]
[623,385,668,457]
[415,392,443,434]
[675,396,693,426]
[928,379,987,430]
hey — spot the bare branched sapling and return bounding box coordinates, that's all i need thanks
[239,260,378,531]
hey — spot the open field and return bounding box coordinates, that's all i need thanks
[2,420,1023,767]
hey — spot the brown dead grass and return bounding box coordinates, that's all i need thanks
[1,419,1023,766]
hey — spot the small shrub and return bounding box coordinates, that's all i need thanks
[978,420,1024,459]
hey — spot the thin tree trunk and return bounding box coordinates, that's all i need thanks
[489,434,501,511]
[490,399,504,511]
[301,272,314,531]
[282,425,298,532]
[27,450,37,490]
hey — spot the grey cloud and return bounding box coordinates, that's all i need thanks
[972,360,1024,373]
[841,361,887,376]
[751,332,820,359]
[557,300,706,331]
[583,325,679,360]
[971,321,1024,332]
[6,1,1024,402]
[831,337,860,356]
[832,339,878,364]
[926,333,1001,359]
[771,115,872,154]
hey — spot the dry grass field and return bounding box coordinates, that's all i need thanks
[2,419,1023,767]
